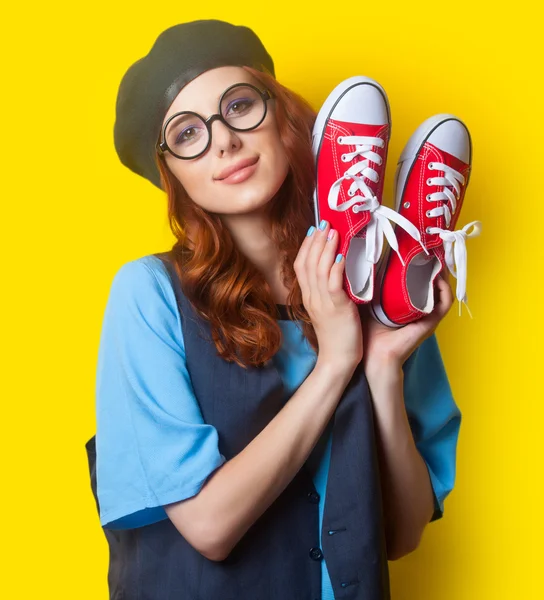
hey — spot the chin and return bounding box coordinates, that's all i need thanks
[234,190,276,213]
[234,176,285,207]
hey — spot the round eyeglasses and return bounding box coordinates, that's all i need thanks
[157,82,273,160]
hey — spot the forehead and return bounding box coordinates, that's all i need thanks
[162,65,261,126]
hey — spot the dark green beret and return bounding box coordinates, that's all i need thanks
[113,20,275,190]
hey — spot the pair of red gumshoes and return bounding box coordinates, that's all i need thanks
[312,76,482,328]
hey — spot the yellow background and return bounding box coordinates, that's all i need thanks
[2,1,541,598]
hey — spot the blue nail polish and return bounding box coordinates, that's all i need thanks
[319,219,327,230]
[335,253,343,263]
[307,225,315,237]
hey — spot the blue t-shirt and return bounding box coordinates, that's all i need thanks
[95,255,461,599]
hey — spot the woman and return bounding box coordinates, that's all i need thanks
[85,19,460,600]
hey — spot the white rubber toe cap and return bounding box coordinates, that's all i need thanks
[330,79,390,126]
[427,117,471,163]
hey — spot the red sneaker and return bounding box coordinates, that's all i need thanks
[312,76,426,304]
[370,114,482,327]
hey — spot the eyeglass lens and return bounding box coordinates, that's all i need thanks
[164,85,266,158]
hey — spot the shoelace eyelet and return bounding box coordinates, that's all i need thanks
[426,210,432,217]
[348,189,354,197]
[426,227,432,234]
[341,154,348,162]
[337,136,343,144]
[426,194,432,201]
[427,178,433,185]
[403,201,410,209]
[429,162,434,170]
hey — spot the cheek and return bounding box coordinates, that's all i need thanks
[259,113,289,173]
[258,144,289,200]
[269,137,290,180]
[258,120,287,164]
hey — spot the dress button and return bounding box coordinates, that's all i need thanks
[309,547,324,561]
[307,491,320,504]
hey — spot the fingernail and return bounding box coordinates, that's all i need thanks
[319,219,327,230]
[335,253,343,263]
[306,225,315,237]
[327,229,335,241]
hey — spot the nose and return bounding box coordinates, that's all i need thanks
[210,118,241,156]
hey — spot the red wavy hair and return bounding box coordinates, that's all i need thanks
[156,66,321,369]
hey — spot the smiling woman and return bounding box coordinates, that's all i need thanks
[86,18,461,600]
[156,66,292,235]
[153,63,324,362]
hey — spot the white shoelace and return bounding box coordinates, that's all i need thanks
[426,161,482,316]
[328,134,428,266]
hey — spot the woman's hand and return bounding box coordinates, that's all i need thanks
[362,272,454,378]
[294,221,364,370]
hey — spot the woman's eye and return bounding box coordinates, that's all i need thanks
[176,127,197,144]
[226,99,254,115]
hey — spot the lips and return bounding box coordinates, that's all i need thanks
[215,156,259,181]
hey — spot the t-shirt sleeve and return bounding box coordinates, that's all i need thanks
[95,257,227,530]
[402,333,462,523]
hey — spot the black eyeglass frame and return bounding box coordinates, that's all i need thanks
[156,82,273,160]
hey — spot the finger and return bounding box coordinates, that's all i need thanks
[413,277,452,333]
[306,220,331,304]
[438,268,451,285]
[433,274,454,319]
[389,275,454,357]
[294,224,319,302]
[316,227,339,304]
[328,246,346,305]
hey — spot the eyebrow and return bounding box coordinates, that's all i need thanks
[164,93,218,124]
[164,82,255,125]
